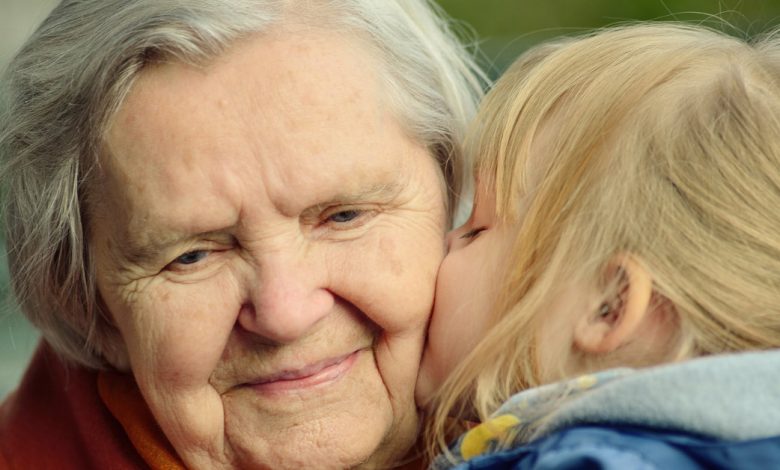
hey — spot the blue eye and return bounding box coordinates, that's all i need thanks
[174,250,208,265]
[328,210,361,223]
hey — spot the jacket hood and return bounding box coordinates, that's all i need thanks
[498,349,780,442]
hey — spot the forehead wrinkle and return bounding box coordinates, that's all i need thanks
[304,180,406,212]
[97,149,244,269]
[229,33,387,205]
[109,157,242,240]
[244,102,407,220]
[105,70,240,191]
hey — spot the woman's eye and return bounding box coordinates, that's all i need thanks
[317,207,376,233]
[173,250,208,266]
[327,209,362,224]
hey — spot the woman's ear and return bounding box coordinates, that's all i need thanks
[573,254,653,354]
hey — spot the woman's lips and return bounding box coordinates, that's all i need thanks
[247,350,362,394]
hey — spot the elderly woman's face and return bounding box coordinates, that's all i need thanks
[91,32,446,469]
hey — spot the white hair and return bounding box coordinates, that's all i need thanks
[0,0,487,368]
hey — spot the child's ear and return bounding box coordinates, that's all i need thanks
[574,254,653,354]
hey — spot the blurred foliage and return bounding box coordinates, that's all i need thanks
[436,0,780,76]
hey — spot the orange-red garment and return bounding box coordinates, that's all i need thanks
[0,340,431,470]
[0,341,183,469]
[98,372,185,469]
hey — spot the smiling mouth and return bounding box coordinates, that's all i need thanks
[246,349,363,394]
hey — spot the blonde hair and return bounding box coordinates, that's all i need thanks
[428,23,780,457]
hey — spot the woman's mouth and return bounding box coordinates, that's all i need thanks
[247,349,362,394]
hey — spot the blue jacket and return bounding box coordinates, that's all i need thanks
[432,350,780,469]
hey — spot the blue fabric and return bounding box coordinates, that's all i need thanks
[452,426,780,469]
[431,351,780,469]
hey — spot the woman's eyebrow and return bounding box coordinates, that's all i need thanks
[121,229,234,267]
[120,182,406,264]
[302,180,405,212]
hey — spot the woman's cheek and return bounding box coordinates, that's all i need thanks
[127,268,244,389]
[324,224,441,334]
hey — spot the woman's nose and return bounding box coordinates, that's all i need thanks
[237,249,334,344]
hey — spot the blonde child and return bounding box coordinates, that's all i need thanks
[416,23,780,469]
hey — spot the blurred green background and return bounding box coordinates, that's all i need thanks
[440,0,780,77]
[2,0,780,396]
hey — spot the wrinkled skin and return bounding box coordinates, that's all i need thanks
[91,31,447,469]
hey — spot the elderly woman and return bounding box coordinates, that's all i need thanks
[0,1,485,468]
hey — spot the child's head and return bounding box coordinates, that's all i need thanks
[417,22,780,435]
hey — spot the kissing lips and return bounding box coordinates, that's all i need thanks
[247,349,362,394]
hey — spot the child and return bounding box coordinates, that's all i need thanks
[416,23,780,469]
